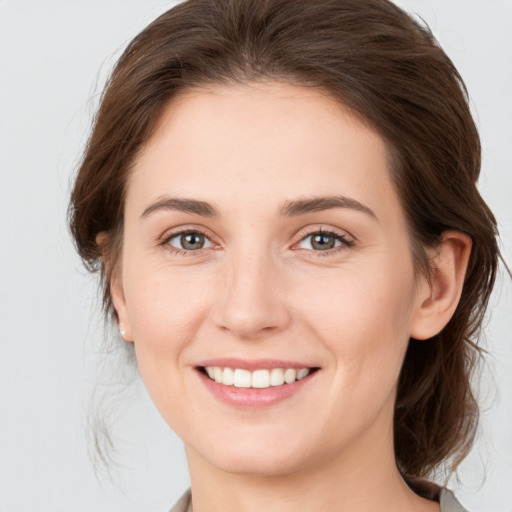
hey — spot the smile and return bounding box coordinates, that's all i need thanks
[195,359,320,407]
[202,366,313,388]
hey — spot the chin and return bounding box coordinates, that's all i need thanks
[213,451,306,478]
[189,431,316,478]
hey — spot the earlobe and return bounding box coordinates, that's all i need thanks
[410,231,472,341]
[110,271,134,343]
[96,231,134,343]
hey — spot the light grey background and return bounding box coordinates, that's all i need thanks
[0,1,510,511]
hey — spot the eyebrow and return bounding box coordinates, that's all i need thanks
[141,197,217,218]
[279,195,377,220]
[141,194,377,220]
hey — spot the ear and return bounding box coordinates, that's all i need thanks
[96,232,134,343]
[410,231,472,340]
[111,273,134,343]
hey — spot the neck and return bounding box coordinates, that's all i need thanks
[184,427,439,512]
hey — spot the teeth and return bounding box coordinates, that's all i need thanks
[284,368,297,384]
[233,369,251,388]
[270,368,285,386]
[252,369,270,388]
[223,367,234,386]
[203,366,312,388]
[297,368,309,380]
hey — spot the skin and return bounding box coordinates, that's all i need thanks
[109,82,471,512]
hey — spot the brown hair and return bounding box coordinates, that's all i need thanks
[69,0,501,478]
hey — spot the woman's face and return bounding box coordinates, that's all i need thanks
[113,82,429,477]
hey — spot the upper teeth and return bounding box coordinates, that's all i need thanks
[204,367,311,388]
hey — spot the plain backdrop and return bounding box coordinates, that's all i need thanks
[0,1,511,511]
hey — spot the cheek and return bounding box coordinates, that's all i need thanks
[299,262,416,392]
[122,264,218,419]
[298,260,415,335]
[124,259,216,335]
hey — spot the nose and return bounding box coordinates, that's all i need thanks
[212,249,292,340]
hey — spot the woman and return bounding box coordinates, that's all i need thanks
[69,0,501,510]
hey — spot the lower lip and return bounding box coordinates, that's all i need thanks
[197,369,318,408]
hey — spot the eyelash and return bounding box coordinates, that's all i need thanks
[294,228,355,257]
[161,228,214,257]
[160,227,354,257]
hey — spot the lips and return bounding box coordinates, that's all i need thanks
[195,358,320,407]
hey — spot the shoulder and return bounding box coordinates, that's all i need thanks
[168,486,469,512]
[169,489,192,512]
[404,475,469,512]
[440,488,469,512]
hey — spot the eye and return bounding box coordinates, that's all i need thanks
[165,229,215,252]
[296,229,353,253]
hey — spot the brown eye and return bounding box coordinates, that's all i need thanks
[311,233,337,250]
[181,233,205,250]
[166,231,214,251]
[297,230,351,252]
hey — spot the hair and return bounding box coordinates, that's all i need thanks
[69,0,501,479]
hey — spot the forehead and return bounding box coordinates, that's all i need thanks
[128,81,403,225]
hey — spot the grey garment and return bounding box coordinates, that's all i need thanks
[169,487,469,512]
[169,489,191,512]
[440,488,468,512]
